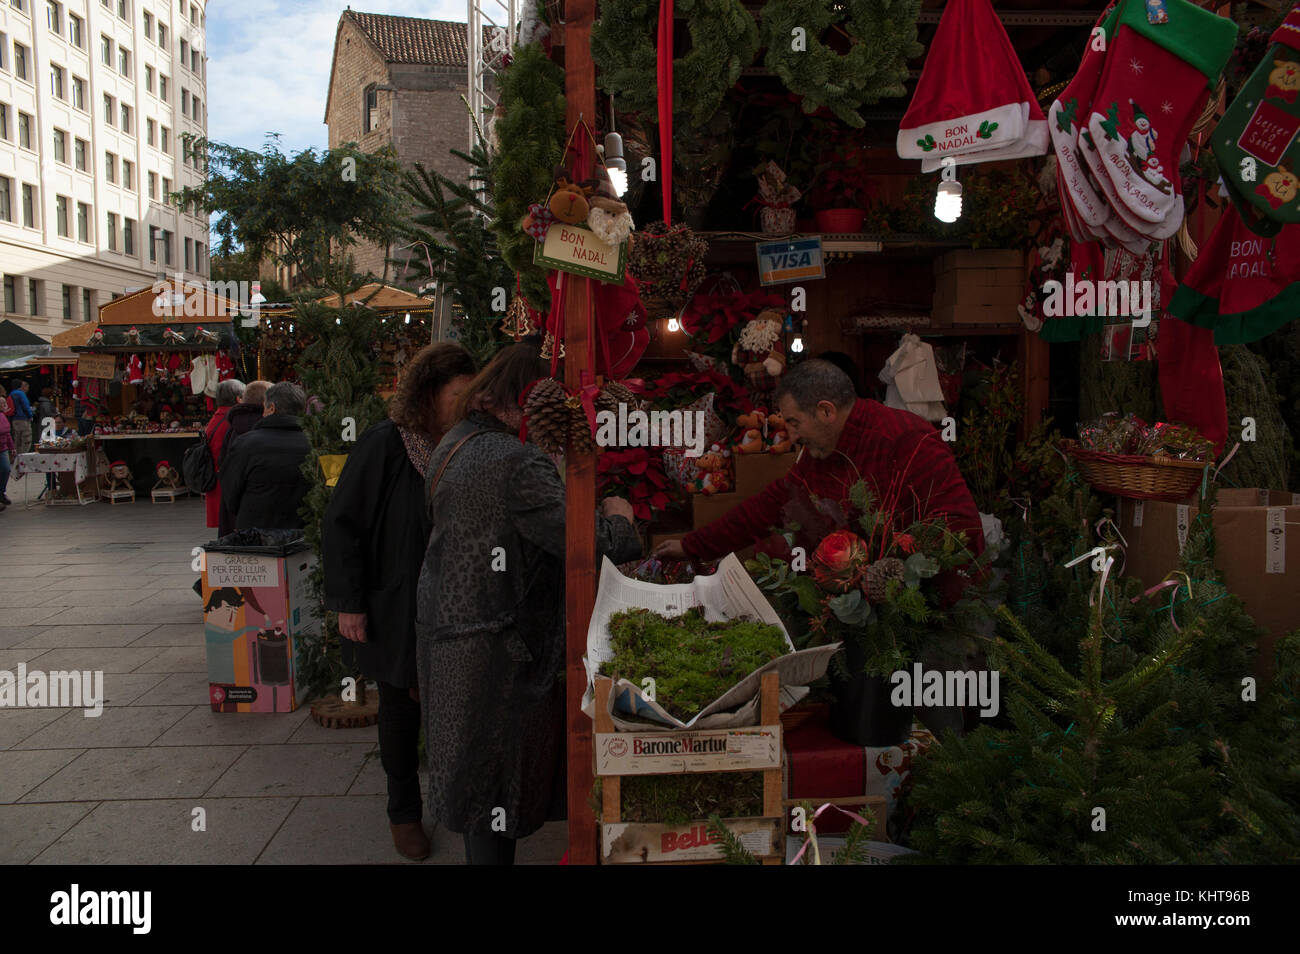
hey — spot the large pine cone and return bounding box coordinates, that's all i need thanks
[568,397,596,455]
[864,557,906,603]
[524,378,569,454]
[596,382,637,417]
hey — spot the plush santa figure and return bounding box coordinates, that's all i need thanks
[731,309,787,392]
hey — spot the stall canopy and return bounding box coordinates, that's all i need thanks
[73,279,237,351]
[27,321,100,367]
[313,282,437,314]
[0,318,52,370]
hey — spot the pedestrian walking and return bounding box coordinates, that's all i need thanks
[204,380,245,529]
[216,380,270,536]
[0,385,14,509]
[322,343,476,861]
[8,379,32,455]
[221,382,311,531]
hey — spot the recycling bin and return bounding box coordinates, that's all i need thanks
[200,530,317,713]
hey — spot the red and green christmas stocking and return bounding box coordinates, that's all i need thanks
[1085,0,1237,227]
[1212,4,1300,235]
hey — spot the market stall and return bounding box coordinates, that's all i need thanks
[480,0,1300,864]
[69,279,239,498]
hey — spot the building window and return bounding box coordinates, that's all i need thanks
[180,38,187,64]
[191,49,199,73]
[0,35,7,72]
[52,127,67,163]
[82,288,92,320]
[145,64,154,91]
[181,88,189,114]
[69,12,82,46]
[189,3,196,24]
[18,111,32,149]
[160,126,169,151]
[103,94,114,125]
[117,0,127,18]
[22,183,35,227]
[50,64,66,99]
[28,279,40,316]
[118,47,130,76]
[56,195,69,237]
[0,176,11,221]
[4,276,16,313]
[122,159,133,190]
[9,0,23,14]
[123,217,135,254]
[148,171,157,199]
[365,85,379,133]
[77,202,89,242]
[0,104,7,140]
[163,229,173,265]
[148,224,157,262]
[15,43,29,81]
[143,10,152,39]
[106,211,117,250]
[101,34,112,66]
[46,1,61,33]
[72,76,85,110]
[121,103,132,133]
[105,151,117,183]
[62,284,72,319]
[162,176,171,203]
[146,117,155,145]
[159,74,168,100]
[184,236,192,269]
[74,137,87,170]
[158,23,166,48]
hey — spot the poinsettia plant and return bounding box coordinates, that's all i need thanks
[597,446,675,522]
[681,289,786,354]
[746,480,993,677]
[636,368,752,417]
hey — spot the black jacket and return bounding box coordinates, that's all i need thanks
[221,413,311,531]
[321,420,431,687]
[217,401,265,536]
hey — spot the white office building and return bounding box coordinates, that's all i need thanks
[0,0,209,340]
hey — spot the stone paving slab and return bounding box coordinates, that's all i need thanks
[133,645,207,673]
[0,709,67,750]
[207,743,375,798]
[0,627,45,649]
[0,803,97,864]
[17,624,164,648]
[30,797,301,866]
[130,623,204,647]
[0,749,85,803]
[14,705,190,750]
[27,646,164,673]
[285,715,380,745]
[153,706,314,747]
[20,745,248,802]
[129,671,211,706]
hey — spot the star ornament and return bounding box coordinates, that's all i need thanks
[1129,57,1144,75]
[1161,100,1173,115]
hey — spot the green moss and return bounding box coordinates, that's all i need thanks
[616,773,765,825]
[601,607,787,721]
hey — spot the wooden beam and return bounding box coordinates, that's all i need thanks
[563,0,599,868]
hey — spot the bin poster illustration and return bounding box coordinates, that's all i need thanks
[201,550,317,713]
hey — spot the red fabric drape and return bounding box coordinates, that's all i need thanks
[657,0,673,225]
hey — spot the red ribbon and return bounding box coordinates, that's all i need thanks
[578,369,600,437]
[657,0,674,226]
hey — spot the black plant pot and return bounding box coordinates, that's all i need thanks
[827,643,913,747]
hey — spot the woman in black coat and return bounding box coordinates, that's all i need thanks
[416,343,642,865]
[322,343,476,861]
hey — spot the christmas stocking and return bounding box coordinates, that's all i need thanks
[1158,314,1227,455]
[1086,0,1237,226]
[1212,4,1300,235]
[1051,3,1122,230]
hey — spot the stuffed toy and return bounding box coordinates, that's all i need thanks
[163,327,186,345]
[106,461,133,492]
[548,177,592,225]
[733,428,765,455]
[522,202,556,241]
[123,326,142,346]
[153,460,183,490]
[586,166,635,244]
[88,328,106,346]
[732,309,787,392]
[192,326,219,344]
[766,412,793,453]
[693,445,733,495]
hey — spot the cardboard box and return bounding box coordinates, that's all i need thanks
[1116,488,1300,678]
[733,450,796,498]
[933,249,1025,274]
[201,548,317,712]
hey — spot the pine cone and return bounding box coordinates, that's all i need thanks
[596,382,637,417]
[568,398,596,455]
[524,377,569,454]
[864,557,906,603]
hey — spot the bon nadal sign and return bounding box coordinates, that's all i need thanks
[534,223,627,283]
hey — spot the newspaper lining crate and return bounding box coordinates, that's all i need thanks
[594,672,785,865]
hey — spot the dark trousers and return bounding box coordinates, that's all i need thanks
[463,833,517,865]
[377,680,423,825]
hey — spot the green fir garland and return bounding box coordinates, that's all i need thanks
[759,0,922,127]
[592,0,759,128]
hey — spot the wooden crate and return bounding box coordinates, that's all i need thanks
[594,672,785,865]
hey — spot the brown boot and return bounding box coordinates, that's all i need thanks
[390,822,431,861]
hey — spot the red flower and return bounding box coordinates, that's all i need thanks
[811,530,869,593]
[893,533,916,554]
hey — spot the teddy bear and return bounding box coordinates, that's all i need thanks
[692,444,732,495]
[1266,57,1299,104]
[1256,163,1298,210]
[732,309,787,392]
[765,412,793,453]
[548,176,592,225]
[732,410,768,454]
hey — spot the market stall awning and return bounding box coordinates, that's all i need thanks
[0,319,52,368]
[97,279,245,327]
[26,350,78,367]
[51,321,101,348]
[315,283,436,312]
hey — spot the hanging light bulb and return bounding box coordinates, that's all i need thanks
[404,312,411,325]
[790,317,806,354]
[335,317,341,325]
[935,157,963,223]
[667,316,680,333]
[604,132,628,198]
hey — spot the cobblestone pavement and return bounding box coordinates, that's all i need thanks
[0,487,566,864]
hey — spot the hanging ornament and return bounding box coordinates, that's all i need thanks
[502,296,535,340]
[539,330,565,360]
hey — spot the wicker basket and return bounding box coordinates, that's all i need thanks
[1062,440,1209,501]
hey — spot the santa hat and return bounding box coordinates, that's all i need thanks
[898,0,1048,169]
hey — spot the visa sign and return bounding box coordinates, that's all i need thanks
[756,237,824,286]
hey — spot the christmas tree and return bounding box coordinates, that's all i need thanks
[293,294,389,701]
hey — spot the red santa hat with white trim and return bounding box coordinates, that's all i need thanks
[897,0,1048,170]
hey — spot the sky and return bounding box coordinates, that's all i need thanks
[206,0,471,156]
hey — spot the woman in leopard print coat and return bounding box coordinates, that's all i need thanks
[416,344,641,864]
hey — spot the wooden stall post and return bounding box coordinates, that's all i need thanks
[563,0,600,866]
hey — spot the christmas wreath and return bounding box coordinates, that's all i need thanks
[591,0,759,128]
[758,0,923,128]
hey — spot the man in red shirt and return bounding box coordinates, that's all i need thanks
[655,359,984,563]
